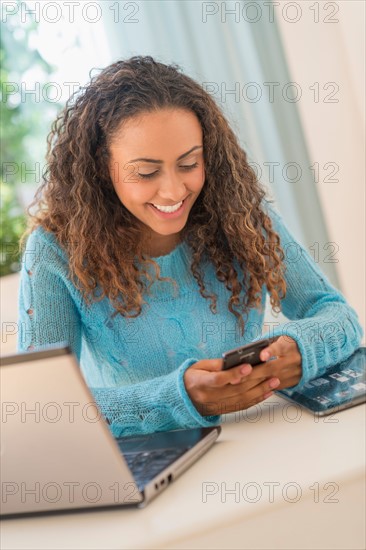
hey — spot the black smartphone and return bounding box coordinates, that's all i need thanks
[221,337,278,370]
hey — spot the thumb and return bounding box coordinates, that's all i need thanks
[192,358,224,372]
[259,337,283,362]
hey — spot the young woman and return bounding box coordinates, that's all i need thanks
[17,55,363,436]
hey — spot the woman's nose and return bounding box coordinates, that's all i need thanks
[157,173,186,202]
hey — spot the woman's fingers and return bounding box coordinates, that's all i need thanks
[212,376,281,414]
[259,335,298,362]
[194,371,282,416]
[187,358,254,387]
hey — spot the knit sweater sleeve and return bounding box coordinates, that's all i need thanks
[17,228,220,437]
[17,229,82,359]
[90,366,219,438]
[263,202,364,394]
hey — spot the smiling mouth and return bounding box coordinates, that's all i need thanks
[148,196,189,213]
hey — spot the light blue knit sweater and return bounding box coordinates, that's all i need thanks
[17,203,363,436]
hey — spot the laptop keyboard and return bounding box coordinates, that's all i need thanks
[117,445,187,488]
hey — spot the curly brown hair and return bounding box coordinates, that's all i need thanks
[19,55,287,336]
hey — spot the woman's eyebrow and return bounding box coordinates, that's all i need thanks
[129,145,203,164]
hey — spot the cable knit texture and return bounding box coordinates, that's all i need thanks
[17,202,364,436]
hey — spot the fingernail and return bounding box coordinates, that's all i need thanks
[240,364,252,375]
[261,350,270,361]
[269,378,280,389]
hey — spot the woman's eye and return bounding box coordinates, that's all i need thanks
[138,171,158,180]
[138,162,199,180]
[181,162,199,170]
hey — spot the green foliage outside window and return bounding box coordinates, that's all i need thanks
[1,3,61,276]
[0,183,27,276]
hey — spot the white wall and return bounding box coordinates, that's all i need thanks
[274,0,365,336]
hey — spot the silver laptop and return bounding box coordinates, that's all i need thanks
[0,345,221,518]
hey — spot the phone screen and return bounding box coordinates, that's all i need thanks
[278,347,366,415]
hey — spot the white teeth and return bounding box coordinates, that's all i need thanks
[152,200,183,213]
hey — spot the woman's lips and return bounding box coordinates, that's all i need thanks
[147,196,189,219]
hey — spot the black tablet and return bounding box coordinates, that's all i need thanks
[278,347,366,416]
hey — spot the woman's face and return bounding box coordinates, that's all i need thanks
[108,108,205,255]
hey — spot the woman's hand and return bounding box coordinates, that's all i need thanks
[184,359,281,416]
[183,335,302,416]
[257,335,302,390]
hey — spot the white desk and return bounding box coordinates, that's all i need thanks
[2,395,365,550]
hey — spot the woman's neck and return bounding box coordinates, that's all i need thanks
[142,232,183,258]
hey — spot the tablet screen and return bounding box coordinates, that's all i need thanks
[278,347,366,414]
